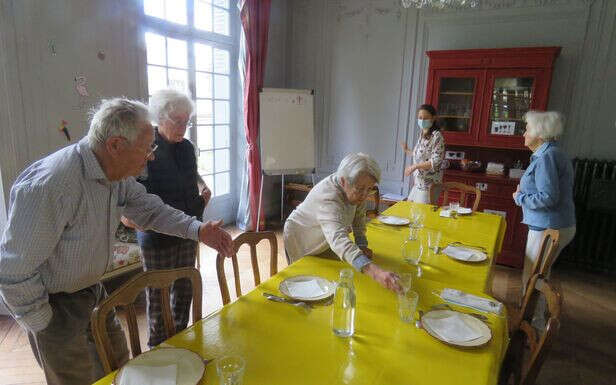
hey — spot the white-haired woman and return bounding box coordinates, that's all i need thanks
[123,89,212,348]
[283,153,402,292]
[513,111,576,290]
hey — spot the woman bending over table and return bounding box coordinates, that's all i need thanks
[284,153,402,292]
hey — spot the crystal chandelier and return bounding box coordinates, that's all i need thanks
[401,0,480,9]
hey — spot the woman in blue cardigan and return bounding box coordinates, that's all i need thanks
[513,111,576,290]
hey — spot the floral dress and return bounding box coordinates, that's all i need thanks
[411,130,445,193]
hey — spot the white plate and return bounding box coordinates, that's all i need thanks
[442,245,488,263]
[279,275,335,301]
[115,347,205,385]
[456,207,473,215]
[377,215,410,226]
[421,310,492,347]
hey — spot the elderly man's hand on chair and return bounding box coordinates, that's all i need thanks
[198,220,233,256]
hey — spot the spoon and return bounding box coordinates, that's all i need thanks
[415,310,424,329]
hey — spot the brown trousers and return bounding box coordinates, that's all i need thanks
[27,283,129,385]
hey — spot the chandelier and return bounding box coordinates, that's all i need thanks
[401,0,480,9]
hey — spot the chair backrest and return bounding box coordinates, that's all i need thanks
[528,229,560,280]
[216,231,278,305]
[500,274,562,385]
[365,185,381,218]
[91,267,203,374]
[439,181,482,211]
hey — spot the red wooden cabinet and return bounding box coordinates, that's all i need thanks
[424,47,561,268]
[426,47,560,149]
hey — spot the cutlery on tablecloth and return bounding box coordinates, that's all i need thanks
[263,292,312,311]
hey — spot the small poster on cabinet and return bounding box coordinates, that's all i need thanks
[491,121,516,135]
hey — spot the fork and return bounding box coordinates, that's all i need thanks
[263,292,312,311]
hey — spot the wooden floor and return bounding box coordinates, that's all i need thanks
[1,228,615,385]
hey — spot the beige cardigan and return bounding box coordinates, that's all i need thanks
[283,175,370,270]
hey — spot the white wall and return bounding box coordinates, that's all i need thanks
[0,0,144,229]
[285,0,616,196]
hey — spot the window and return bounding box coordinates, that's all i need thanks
[143,0,236,198]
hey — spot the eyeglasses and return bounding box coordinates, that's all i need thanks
[169,117,191,128]
[119,137,158,159]
[145,144,158,158]
[350,185,376,196]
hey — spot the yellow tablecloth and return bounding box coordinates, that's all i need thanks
[374,201,506,293]
[94,202,508,385]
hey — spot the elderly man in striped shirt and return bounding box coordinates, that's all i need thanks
[0,98,233,385]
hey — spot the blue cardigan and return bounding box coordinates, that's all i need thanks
[514,141,576,230]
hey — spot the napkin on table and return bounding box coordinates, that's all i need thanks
[118,364,177,385]
[439,209,452,218]
[441,288,503,314]
[427,313,482,342]
[287,279,324,298]
[442,245,485,261]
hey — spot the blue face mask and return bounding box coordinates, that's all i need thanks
[417,119,433,130]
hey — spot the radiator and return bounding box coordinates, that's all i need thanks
[559,158,616,273]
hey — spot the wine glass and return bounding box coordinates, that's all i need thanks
[408,206,425,240]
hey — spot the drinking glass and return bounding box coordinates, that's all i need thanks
[398,290,419,323]
[402,238,423,266]
[426,229,442,256]
[397,272,413,293]
[409,206,425,240]
[449,201,460,213]
[217,356,245,385]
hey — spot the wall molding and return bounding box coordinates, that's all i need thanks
[0,0,27,207]
[410,0,593,11]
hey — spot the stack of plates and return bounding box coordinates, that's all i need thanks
[442,245,487,262]
[115,347,205,385]
[377,215,410,226]
[421,310,491,347]
[279,275,335,301]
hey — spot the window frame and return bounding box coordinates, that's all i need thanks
[139,0,239,200]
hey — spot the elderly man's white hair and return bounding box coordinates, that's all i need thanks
[524,110,565,141]
[149,88,195,125]
[336,153,381,185]
[87,98,150,149]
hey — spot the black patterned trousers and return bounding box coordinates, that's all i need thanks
[141,239,198,348]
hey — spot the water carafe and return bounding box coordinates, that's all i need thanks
[332,268,356,337]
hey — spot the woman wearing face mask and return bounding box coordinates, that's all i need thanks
[401,104,445,204]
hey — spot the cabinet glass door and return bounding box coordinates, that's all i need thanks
[480,68,547,148]
[488,77,534,137]
[429,69,484,145]
[437,77,476,134]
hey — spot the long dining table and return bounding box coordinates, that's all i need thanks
[94,201,508,385]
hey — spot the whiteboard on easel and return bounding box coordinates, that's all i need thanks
[259,88,314,175]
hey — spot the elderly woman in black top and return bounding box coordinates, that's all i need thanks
[122,89,211,348]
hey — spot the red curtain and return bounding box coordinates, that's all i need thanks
[240,0,271,231]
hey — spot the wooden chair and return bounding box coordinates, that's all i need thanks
[216,231,278,305]
[91,267,203,374]
[365,185,381,219]
[499,274,563,385]
[502,229,561,335]
[529,229,561,281]
[437,181,482,211]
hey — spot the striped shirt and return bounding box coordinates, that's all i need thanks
[0,138,201,332]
